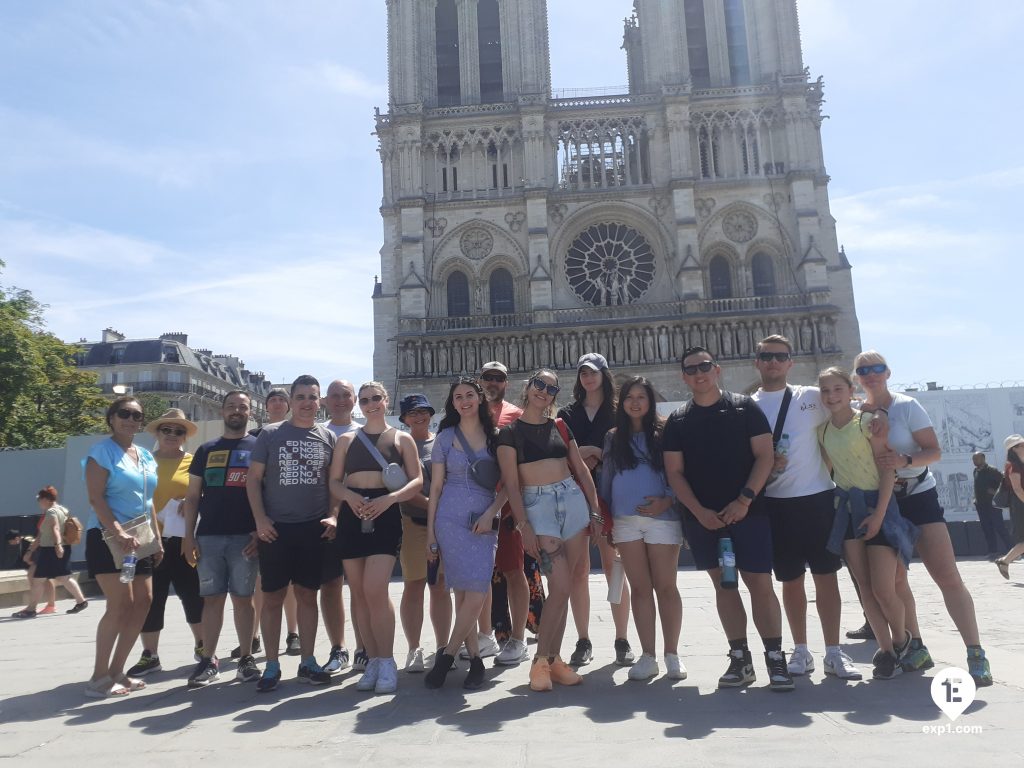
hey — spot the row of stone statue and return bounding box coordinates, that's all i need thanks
[399,316,837,377]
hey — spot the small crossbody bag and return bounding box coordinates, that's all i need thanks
[356,428,409,492]
[454,427,501,492]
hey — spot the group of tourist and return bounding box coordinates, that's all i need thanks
[33,333,1010,698]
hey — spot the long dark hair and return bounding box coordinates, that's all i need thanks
[571,365,616,416]
[610,376,663,471]
[438,378,498,456]
[1007,446,1024,478]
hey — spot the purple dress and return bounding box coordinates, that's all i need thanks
[432,429,498,593]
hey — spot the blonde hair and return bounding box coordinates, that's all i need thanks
[521,369,559,418]
[818,366,853,389]
[852,349,887,369]
[358,381,389,399]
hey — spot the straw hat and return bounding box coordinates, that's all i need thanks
[146,408,199,437]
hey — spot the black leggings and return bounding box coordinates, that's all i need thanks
[142,536,204,633]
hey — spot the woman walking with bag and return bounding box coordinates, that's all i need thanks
[424,378,504,689]
[994,434,1024,578]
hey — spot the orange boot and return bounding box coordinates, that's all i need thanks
[529,656,553,691]
[549,655,583,686]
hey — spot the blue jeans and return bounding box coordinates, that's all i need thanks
[522,478,590,540]
[197,534,258,597]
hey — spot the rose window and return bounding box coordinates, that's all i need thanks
[564,223,656,306]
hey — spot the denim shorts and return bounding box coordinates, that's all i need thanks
[522,478,590,540]
[611,514,684,547]
[197,534,259,597]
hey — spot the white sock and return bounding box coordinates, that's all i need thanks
[825,645,840,656]
[794,643,808,654]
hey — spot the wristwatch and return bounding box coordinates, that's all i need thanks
[739,486,757,502]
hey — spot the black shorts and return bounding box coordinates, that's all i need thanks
[842,517,895,549]
[258,519,328,593]
[766,490,842,582]
[33,546,72,579]
[897,487,945,526]
[338,488,402,560]
[681,508,773,574]
[322,532,345,583]
[85,527,155,579]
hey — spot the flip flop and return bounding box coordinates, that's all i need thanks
[996,559,1010,580]
[84,676,130,698]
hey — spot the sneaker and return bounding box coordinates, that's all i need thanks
[569,638,593,667]
[297,661,331,685]
[257,663,281,692]
[787,646,815,676]
[425,652,455,689]
[627,653,659,681]
[11,609,36,619]
[823,649,863,680]
[236,655,261,683]
[231,636,261,660]
[323,645,350,674]
[995,558,1010,580]
[872,650,902,680]
[529,656,553,692]
[127,650,162,677]
[845,621,875,640]
[38,605,57,615]
[356,658,381,691]
[765,650,795,692]
[374,658,399,694]
[549,656,583,686]
[900,640,935,672]
[718,650,755,688]
[495,637,529,666]
[194,645,205,663]
[967,647,993,687]
[67,601,89,614]
[353,648,369,672]
[285,633,301,656]
[461,632,499,659]
[665,653,687,680]
[188,657,220,688]
[894,630,912,661]
[614,637,636,666]
[463,656,486,690]
[405,647,426,673]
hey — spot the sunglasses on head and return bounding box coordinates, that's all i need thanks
[856,363,887,376]
[115,408,144,422]
[682,360,716,376]
[530,378,560,397]
[757,351,791,363]
[480,373,507,383]
[359,394,385,406]
[159,426,187,437]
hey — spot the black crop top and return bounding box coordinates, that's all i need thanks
[497,419,574,465]
[345,428,404,474]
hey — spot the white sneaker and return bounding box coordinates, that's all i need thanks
[664,653,687,680]
[495,637,529,666]
[627,653,659,681]
[824,649,863,680]
[355,658,380,691]
[374,658,399,694]
[787,646,815,675]
[460,632,499,659]
[405,647,425,673]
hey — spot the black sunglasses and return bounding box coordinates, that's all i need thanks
[682,361,716,376]
[480,373,507,383]
[159,426,187,437]
[856,363,887,376]
[359,394,385,406]
[115,408,144,422]
[530,378,560,397]
[758,352,791,363]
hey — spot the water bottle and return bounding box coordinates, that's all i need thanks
[768,433,790,484]
[718,537,738,590]
[427,544,440,586]
[538,549,553,576]
[607,552,625,604]
[361,497,374,534]
[120,553,138,583]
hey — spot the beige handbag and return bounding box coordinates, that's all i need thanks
[101,460,160,568]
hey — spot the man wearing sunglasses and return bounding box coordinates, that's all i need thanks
[663,346,793,691]
[247,375,338,691]
[751,336,859,681]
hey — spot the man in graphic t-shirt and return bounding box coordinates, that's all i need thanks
[247,375,337,691]
[663,346,793,692]
[181,390,261,688]
[751,335,860,681]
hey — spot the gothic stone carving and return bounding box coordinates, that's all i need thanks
[459,227,494,260]
[723,211,758,243]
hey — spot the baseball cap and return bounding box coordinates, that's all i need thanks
[576,353,608,372]
[479,361,509,376]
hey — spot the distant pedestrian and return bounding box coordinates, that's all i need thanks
[973,451,1012,558]
[994,435,1024,579]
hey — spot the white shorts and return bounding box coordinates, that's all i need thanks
[611,514,684,547]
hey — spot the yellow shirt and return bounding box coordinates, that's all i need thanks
[153,454,192,534]
[819,411,879,491]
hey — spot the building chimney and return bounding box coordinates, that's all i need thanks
[160,332,189,346]
[101,327,125,343]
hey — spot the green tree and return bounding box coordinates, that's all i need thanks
[135,392,170,423]
[0,261,107,448]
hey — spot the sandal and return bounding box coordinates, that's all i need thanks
[12,609,37,619]
[996,559,1010,580]
[84,676,130,698]
[115,676,146,691]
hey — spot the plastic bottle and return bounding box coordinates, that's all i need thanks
[361,497,374,534]
[120,553,138,584]
[607,552,625,604]
[768,433,790,484]
[718,537,738,590]
[538,549,553,576]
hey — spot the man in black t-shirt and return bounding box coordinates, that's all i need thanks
[972,452,1012,557]
[181,390,262,688]
[663,347,793,692]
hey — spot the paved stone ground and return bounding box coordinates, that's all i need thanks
[1,558,1022,767]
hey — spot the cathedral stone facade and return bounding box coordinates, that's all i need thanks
[372,0,860,405]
